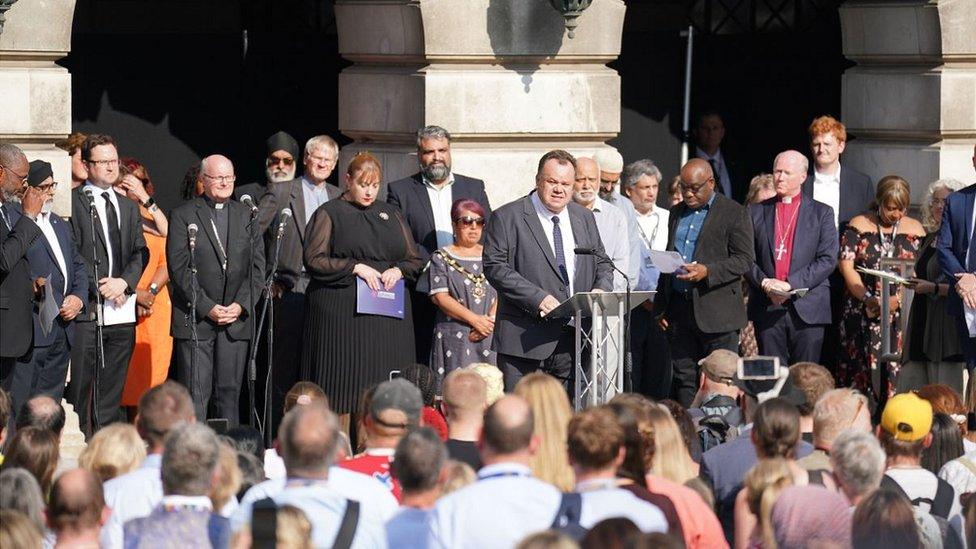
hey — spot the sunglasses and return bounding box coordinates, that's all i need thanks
[454,216,486,227]
[267,155,295,167]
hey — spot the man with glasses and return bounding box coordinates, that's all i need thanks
[652,158,754,407]
[0,143,46,393]
[69,134,148,436]
[256,134,340,432]
[7,161,88,415]
[234,130,300,201]
[387,126,491,363]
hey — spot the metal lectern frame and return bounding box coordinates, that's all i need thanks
[547,291,654,410]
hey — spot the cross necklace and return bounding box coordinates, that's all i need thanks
[775,199,802,261]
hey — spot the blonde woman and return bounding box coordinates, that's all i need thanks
[514,372,575,491]
[734,458,794,549]
[78,423,147,482]
[645,405,698,483]
[440,459,477,495]
[468,362,504,405]
[211,441,241,516]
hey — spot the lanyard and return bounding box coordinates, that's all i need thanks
[636,211,660,252]
[209,215,227,272]
[478,470,530,481]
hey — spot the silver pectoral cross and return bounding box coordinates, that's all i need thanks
[775,243,787,261]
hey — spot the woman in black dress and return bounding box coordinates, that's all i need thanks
[301,152,422,418]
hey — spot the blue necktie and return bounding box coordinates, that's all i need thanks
[552,215,569,286]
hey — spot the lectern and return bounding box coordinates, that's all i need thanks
[547,291,655,410]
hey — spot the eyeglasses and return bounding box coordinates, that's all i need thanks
[0,163,28,185]
[267,155,295,167]
[679,178,713,195]
[202,173,236,184]
[307,153,336,166]
[454,216,486,227]
[35,181,59,192]
[87,158,119,167]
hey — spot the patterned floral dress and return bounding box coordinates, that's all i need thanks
[837,226,921,400]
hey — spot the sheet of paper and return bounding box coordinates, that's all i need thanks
[769,287,810,298]
[966,304,976,338]
[856,266,910,285]
[103,294,137,326]
[38,276,59,337]
[648,250,687,274]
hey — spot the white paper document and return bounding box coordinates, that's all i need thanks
[769,287,809,298]
[966,305,976,337]
[855,266,911,285]
[648,250,687,274]
[102,294,137,326]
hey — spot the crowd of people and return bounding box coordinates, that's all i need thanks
[1,110,976,548]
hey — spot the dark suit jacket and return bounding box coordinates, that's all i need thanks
[653,193,755,333]
[386,173,492,262]
[14,208,89,347]
[0,203,42,358]
[745,197,838,325]
[70,187,149,322]
[167,198,266,340]
[937,183,976,318]
[483,195,613,360]
[257,177,340,292]
[801,164,874,231]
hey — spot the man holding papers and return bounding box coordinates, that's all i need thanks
[745,150,838,366]
[652,158,754,407]
[168,154,264,425]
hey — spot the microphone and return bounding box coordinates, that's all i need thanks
[574,247,608,259]
[187,223,198,251]
[276,208,292,238]
[83,187,96,211]
[240,194,259,215]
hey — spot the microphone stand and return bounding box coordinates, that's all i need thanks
[249,217,285,445]
[86,196,106,432]
[246,207,258,428]
[189,231,200,415]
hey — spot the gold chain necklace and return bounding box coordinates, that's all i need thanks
[435,250,487,299]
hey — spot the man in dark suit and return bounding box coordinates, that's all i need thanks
[483,150,613,391]
[693,111,746,203]
[745,151,838,366]
[387,126,492,363]
[937,144,976,370]
[0,144,45,392]
[256,135,340,431]
[653,158,754,407]
[7,161,88,413]
[168,155,265,425]
[69,134,148,436]
[800,116,875,372]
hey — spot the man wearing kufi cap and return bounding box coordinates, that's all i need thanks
[878,392,962,523]
[7,160,89,413]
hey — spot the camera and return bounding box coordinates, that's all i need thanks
[737,356,780,380]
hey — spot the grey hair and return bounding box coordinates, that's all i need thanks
[161,423,221,496]
[0,467,46,532]
[922,178,966,231]
[829,430,886,499]
[621,159,663,190]
[812,389,868,447]
[391,427,448,493]
[773,151,809,175]
[416,126,451,148]
[304,135,339,157]
[0,143,26,167]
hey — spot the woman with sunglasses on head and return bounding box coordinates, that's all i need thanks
[428,198,497,381]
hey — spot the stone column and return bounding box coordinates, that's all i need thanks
[0,0,76,216]
[334,0,626,207]
[840,0,976,201]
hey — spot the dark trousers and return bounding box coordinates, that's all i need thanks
[819,271,845,372]
[956,315,976,372]
[499,328,575,395]
[68,321,135,437]
[268,290,305,434]
[8,327,71,414]
[176,330,248,426]
[631,305,672,399]
[667,296,739,407]
[754,307,825,366]
[412,289,435,364]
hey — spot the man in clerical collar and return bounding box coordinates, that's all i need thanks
[744,150,837,366]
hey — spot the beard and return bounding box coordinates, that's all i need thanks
[598,187,614,200]
[421,162,451,182]
[41,199,54,213]
[266,165,296,184]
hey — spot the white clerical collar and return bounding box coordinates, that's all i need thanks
[214,202,225,210]
[781,194,800,204]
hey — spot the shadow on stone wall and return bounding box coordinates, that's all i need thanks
[486,0,565,92]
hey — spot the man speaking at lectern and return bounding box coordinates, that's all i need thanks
[484,150,613,392]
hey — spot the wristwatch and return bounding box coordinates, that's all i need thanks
[149,282,159,296]
[142,197,156,209]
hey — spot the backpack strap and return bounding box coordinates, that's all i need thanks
[250,497,278,549]
[880,474,911,501]
[550,493,587,540]
[957,457,976,478]
[929,478,954,519]
[333,500,360,549]
[808,469,825,487]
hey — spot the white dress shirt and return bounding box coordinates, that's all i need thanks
[634,205,671,292]
[574,480,668,533]
[301,177,332,224]
[813,164,842,229]
[427,462,562,549]
[591,198,631,292]
[35,212,69,294]
[530,192,577,294]
[101,453,164,548]
[695,148,732,198]
[966,200,976,336]
[424,174,455,250]
[605,190,643,285]
[83,182,122,276]
[386,507,431,549]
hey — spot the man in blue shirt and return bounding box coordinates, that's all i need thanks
[386,427,446,549]
[653,159,754,407]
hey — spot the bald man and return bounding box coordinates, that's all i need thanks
[167,154,265,425]
[744,151,837,365]
[49,469,108,547]
[69,134,148,436]
[652,159,754,407]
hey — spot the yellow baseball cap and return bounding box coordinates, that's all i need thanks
[881,393,933,442]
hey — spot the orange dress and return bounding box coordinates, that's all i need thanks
[121,211,173,406]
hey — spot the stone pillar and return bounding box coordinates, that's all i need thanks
[0,0,76,216]
[840,0,976,202]
[335,0,626,207]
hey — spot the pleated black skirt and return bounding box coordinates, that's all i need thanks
[301,280,416,414]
